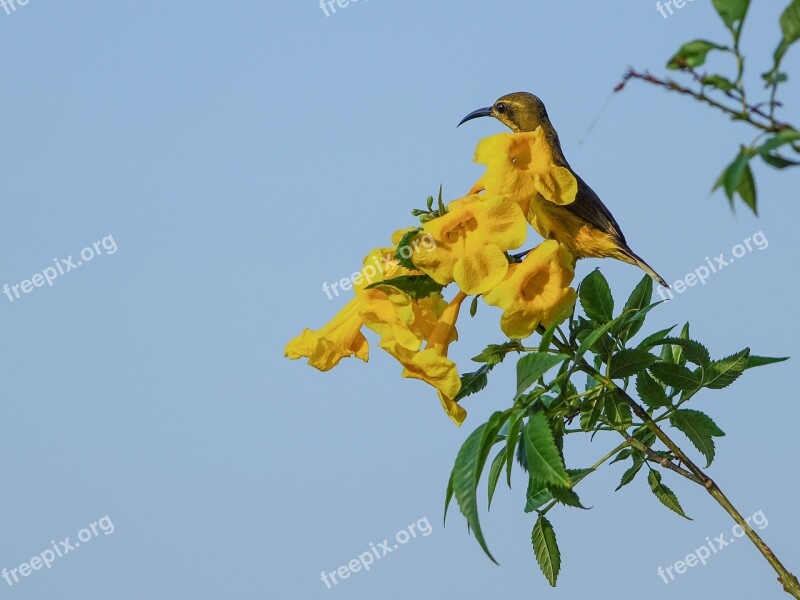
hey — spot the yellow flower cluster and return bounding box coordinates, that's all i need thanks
[285,129,579,425]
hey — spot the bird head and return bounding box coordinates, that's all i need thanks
[458,92,551,133]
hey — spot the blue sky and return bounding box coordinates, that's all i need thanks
[1,1,799,598]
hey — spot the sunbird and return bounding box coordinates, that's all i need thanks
[459,92,667,287]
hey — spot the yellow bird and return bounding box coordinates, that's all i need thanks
[459,92,667,288]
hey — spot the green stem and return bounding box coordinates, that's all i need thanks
[539,440,629,516]
[542,326,800,597]
[585,366,800,598]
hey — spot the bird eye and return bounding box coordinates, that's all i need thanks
[495,102,507,114]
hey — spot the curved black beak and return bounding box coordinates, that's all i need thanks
[458,106,493,127]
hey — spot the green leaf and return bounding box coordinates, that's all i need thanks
[615,457,644,491]
[704,349,750,389]
[580,393,605,431]
[713,149,756,212]
[702,74,736,91]
[711,0,750,33]
[637,325,677,349]
[532,516,561,587]
[756,129,800,154]
[538,317,562,353]
[775,0,800,65]
[517,352,569,396]
[455,364,493,402]
[603,393,633,430]
[452,413,507,563]
[649,362,701,391]
[472,341,521,366]
[669,409,725,467]
[487,447,507,509]
[505,412,525,486]
[636,371,670,409]
[615,276,653,341]
[524,477,552,513]
[635,428,657,448]
[761,152,800,169]
[648,470,691,519]
[550,486,589,509]
[609,349,658,379]
[575,319,619,362]
[394,228,423,269]
[444,467,455,525]
[647,338,712,369]
[610,448,633,465]
[737,163,757,214]
[567,467,594,485]
[366,275,444,300]
[746,355,789,369]
[579,270,614,323]
[523,412,572,488]
[667,40,726,69]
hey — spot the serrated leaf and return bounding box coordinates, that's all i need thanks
[579,270,614,323]
[517,352,569,396]
[636,371,671,409]
[669,409,725,467]
[532,516,561,587]
[704,349,750,389]
[505,411,524,486]
[649,362,701,391]
[580,392,605,431]
[524,477,552,513]
[444,468,455,526]
[610,448,633,465]
[455,364,493,402]
[452,413,508,563]
[609,349,657,379]
[472,341,521,366]
[615,457,644,491]
[576,318,619,362]
[603,393,633,430]
[638,325,677,349]
[635,428,658,448]
[647,337,711,368]
[550,486,589,509]
[614,276,653,341]
[487,447,507,509]
[524,412,571,488]
[648,470,691,519]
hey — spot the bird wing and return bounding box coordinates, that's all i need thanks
[563,172,627,245]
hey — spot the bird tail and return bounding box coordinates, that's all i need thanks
[620,247,669,289]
